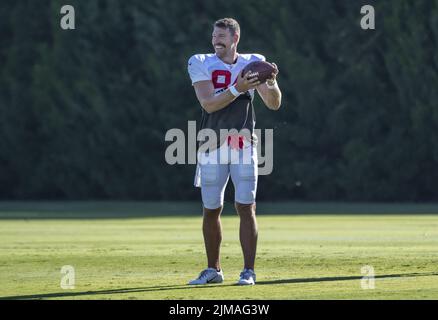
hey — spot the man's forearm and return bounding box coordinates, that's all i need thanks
[267,86,282,110]
[262,84,282,110]
[200,88,239,114]
[195,71,260,114]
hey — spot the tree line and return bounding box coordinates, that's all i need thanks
[0,0,437,201]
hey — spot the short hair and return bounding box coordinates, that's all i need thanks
[214,18,240,36]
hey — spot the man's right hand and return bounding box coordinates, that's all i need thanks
[235,70,261,93]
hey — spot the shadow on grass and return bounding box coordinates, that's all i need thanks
[2,272,437,300]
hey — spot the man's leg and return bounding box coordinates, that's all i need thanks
[235,202,257,270]
[199,158,230,270]
[188,147,229,285]
[230,144,258,271]
[203,206,223,270]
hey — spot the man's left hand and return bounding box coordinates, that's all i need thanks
[266,62,279,86]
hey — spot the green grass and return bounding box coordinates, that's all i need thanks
[1,206,438,299]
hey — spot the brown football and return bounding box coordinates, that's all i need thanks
[242,61,275,84]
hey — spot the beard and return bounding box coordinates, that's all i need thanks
[214,44,227,57]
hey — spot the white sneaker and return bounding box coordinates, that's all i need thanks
[188,268,224,285]
[237,268,256,285]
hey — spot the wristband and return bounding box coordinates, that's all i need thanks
[229,85,241,97]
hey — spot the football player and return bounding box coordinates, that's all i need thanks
[187,18,282,285]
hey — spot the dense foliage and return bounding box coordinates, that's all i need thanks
[1,0,437,201]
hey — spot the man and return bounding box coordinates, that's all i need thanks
[187,18,282,286]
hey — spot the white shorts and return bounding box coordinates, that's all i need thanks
[194,141,258,209]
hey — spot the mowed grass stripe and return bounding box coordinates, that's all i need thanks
[1,215,438,299]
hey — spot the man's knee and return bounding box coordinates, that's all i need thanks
[235,202,256,218]
[203,206,222,219]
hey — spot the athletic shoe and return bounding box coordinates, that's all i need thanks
[237,268,256,285]
[188,268,224,285]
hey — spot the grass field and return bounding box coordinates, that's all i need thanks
[1,202,438,300]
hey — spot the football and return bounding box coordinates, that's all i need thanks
[242,61,275,84]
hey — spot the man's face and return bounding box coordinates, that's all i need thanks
[212,27,238,57]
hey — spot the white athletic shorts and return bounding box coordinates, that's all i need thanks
[194,139,258,209]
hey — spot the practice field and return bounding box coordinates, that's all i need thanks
[1,203,438,300]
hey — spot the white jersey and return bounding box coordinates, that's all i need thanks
[188,53,263,199]
[187,53,266,97]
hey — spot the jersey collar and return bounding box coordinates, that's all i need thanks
[215,53,241,69]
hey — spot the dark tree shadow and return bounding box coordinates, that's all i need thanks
[1,272,437,300]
